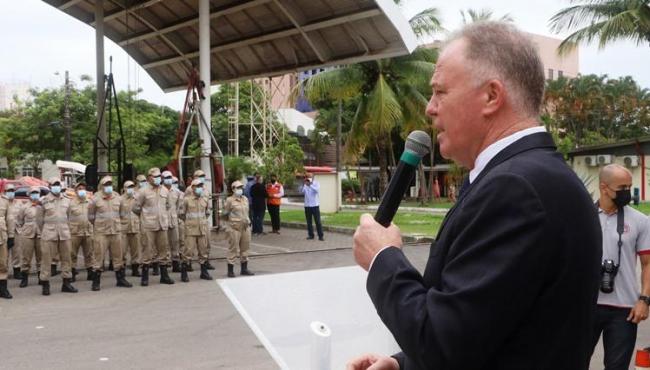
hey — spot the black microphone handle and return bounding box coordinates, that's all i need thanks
[374,161,417,227]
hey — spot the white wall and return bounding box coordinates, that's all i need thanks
[571,155,645,201]
[313,173,340,213]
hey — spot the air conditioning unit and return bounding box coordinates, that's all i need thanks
[623,155,640,168]
[597,154,613,165]
[584,155,598,167]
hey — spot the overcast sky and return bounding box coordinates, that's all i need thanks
[1,0,648,109]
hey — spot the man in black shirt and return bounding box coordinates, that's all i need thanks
[250,174,267,235]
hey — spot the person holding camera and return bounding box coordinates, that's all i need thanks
[591,164,650,370]
[300,173,324,241]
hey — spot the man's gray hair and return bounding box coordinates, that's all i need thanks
[444,22,545,117]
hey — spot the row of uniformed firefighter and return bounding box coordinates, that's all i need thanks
[0,168,254,299]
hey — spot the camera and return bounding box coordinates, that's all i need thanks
[600,259,619,294]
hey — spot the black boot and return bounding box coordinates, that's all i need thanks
[19,271,28,288]
[116,268,133,288]
[87,268,94,281]
[227,264,235,278]
[62,278,78,293]
[42,281,50,296]
[159,265,175,284]
[180,263,189,283]
[51,264,59,276]
[172,260,180,273]
[108,260,114,271]
[0,280,12,299]
[141,265,149,286]
[131,263,141,277]
[71,268,77,282]
[13,267,21,280]
[200,263,213,280]
[187,261,194,272]
[205,260,215,270]
[241,262,255,276]
[152,263,160,276]
[92,271,102,291]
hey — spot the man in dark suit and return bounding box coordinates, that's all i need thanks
[348,22,602,370]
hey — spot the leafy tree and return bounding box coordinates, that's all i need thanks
[305,0,440,193]
[223,155,255,190]
[259,135,304,187]
[0,81,179,177]
[550,0,650,53]
[542,74,650,146]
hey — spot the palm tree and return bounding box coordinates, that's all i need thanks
[460,8,514,24]
[305,1,441,193]
[549,0,650,54]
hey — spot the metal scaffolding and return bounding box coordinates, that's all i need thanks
[227,82,240,157]
[227,76,290,162]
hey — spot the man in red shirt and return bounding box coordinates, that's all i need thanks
[265,174,284,234]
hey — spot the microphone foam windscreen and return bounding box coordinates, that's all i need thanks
[405,130,432,158]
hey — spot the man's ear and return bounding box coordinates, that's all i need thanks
[481,79,506,116]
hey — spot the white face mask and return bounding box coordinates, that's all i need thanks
[234,189,243,197]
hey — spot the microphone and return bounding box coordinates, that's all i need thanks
[374,131,432,227]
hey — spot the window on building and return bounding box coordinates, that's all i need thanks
[21,167,34,177]
[548,68,554,80]
[558,70,564,79]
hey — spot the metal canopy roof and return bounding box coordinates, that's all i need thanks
[43,0,417,92]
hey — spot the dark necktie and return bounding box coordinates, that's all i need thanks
[458,176,471,198]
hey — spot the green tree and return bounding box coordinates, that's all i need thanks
[260,135,304,187]
[223,155,255,190]
[305,1,440,193]
[542,74,650,146]
[550,0,650,53]
[0,82,179,176]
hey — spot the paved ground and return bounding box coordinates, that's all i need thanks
[0,227,647,369]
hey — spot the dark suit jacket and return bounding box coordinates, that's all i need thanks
[367,132,602,370]
[250,183,267,212]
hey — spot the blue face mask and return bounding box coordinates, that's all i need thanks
[126,188,135,196]
[139,181,147,189]
[30,193,39,201]
[198,176,206,184]
[163,178,173,185]
[195,187,204,196]
[153,177,162,186]
[51,185,61,195]
[5,192,14,200]
[104,186,113,194]
[77,190,86,198]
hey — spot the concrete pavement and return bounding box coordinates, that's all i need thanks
[0,227,646,369]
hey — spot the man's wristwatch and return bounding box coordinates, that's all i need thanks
[639,295,650,306]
